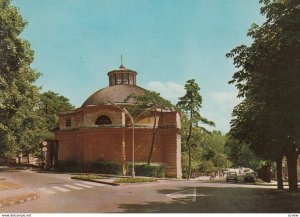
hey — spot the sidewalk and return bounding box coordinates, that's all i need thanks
[255,180,300,186]
[0,177,39,208]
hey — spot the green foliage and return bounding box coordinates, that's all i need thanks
[227,0,300,190]
[127,162,165,178]
[72,174,109,180]
[203,131,226,153]
[38,91,75,131]
[125,90,174,118]
[57,160,84,172]
[86,161,122,175]
[227,0,300,159]
[177,80,215,128]
[58,160,164,178]
[181,150,201,178]
[0,0,49,159]
[126,90,174,165]
[0,0,75,161]
[181,122,230,178]
[198,160,215,174]
[113,177,156,184]
[225,138,263,170]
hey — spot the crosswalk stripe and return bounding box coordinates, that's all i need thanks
[38,187,56,194]
[74,183,94,188]
[80,181,105,187]
[63,184,83,190]
[52,186,71,192]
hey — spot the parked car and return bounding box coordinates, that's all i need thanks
[244,172,256,183]
[226,171,238,182]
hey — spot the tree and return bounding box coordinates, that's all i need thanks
[226,0,300,191]
[181,117,207,178]
[180,122,231,178]
[177,79,215,179]
[38,91,75,132]
[204,131,231,173]
[126,90,173,165]
[225,138,263,171]
[0,0,46,162]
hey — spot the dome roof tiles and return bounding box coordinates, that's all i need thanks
[81,84,146,107]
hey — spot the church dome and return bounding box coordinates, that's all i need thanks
[82,60,146,107]
[81,84,146,107]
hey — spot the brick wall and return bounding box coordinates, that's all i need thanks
[56,126,182,178]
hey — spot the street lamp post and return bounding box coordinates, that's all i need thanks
[107,100,158,178]
[123,107,135,178]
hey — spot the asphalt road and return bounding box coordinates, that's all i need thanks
[1,169,300,213]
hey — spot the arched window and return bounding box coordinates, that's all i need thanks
[95,115,112,125]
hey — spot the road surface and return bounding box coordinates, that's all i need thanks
[0,169,299,213]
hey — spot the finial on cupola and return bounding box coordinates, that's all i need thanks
[120,54,124,68]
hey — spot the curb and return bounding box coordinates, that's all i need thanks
[71,177,164,186]
[0,193,39,208]
[71,177,120,186]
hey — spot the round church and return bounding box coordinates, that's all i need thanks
[55,63,182,178]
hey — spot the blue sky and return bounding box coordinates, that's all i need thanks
[12,0,265,133]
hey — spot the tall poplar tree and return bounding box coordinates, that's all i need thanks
[177,79,215,180]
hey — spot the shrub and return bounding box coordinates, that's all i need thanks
[127,162,165,178]
[57,160,84,172]
[86,161,122,175]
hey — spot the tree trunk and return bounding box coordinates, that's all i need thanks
[276,157,284,190]
[147,110,158,165]
[27,154,30,166]
[186,120,193,180]
[286,147,299,192]
[121,131,126,175]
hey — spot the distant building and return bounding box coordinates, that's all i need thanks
[55,63,182,178]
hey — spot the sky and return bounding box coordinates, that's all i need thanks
[12,0,265,133]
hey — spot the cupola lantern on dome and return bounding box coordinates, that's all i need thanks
[107,56,137,86]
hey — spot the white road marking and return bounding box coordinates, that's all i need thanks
[192,188,197,202]
[52,186,71,192]
[63,184,83,190]
[38,182,102,195]
[80,181,105,187]
[166,188,209,202]
[74,183,94,188]
[38,187,56,194]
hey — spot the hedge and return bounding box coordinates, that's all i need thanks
[127,162,165,178]
[85,161,122,175]
[114,177,157,184]
[57,160,84,172]
[57,160,165,177]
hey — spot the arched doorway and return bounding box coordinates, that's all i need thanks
[95,115,112,125]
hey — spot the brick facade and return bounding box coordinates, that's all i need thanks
[56,106,182,178]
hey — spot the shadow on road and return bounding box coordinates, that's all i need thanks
[118,186,300,213]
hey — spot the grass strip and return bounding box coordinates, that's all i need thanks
[72,174,109,180]
[114,177,157,184]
